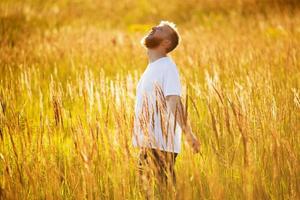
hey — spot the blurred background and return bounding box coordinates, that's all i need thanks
[1,0,299,74]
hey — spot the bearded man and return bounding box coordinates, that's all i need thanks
[132,21,200,188]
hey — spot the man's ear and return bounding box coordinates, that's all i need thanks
[162,39,172,49]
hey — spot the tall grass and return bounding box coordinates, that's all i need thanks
[0,0,299,199]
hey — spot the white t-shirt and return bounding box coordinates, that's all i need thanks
[132,56,182,153]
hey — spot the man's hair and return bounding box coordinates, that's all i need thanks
[159,21,180,53]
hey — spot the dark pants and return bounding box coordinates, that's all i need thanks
[138,148,178,186]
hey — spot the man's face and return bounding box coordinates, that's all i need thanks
[142,24,172,50]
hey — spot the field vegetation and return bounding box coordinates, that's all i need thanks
[0,0,299,199]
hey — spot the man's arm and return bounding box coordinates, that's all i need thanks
[165,95,200,153]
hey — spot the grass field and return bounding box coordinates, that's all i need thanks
[0,0,300,199]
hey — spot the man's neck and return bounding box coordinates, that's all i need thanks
[147,49,167,63]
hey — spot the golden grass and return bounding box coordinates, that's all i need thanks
[0,0,300,199]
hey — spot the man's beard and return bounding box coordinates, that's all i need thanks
[141,35,163,49]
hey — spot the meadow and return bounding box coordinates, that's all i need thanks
[0,0,299,199]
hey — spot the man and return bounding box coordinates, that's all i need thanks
[132,21,200,187]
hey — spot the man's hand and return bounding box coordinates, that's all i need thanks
[186,128,201,153]
[191,134,201,153]
[165,95,201,153]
